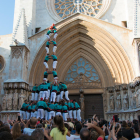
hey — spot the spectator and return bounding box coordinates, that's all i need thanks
[16,134,35,140]
[31,128,44,140]
[0,126,11,133]
[65,123,74,140]
[73,123,82,140]
[23,117,37,136]
[36,123,43,128]
[0,121,4,128]
[0,131,13,140]
[12,123,21,140]
[80,128,90,140]
[44,115,70,140]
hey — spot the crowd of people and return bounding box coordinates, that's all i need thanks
[0,114,140,140]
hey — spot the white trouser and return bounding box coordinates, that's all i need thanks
[60,91,64,100]
[49,111,55,120]
[48,89,50,98]
[35,93,38,101]
[68,110,73,119]
[31,93,35,101]
[63,113,68,121]
[45,47,49,54]
[56,112,62,116]
[65,91,69,101]
[26,112,30,120]
[53,46,57,53]
[20,111,26,120]
[45,110,48,120]
[31,112,34,118]
[51,92,56,102]
[45,90,49,99]
[73,110,77,119]
[77,109,81,121]
[34,111,37,118]
[40,91,45,99]
[53,61,57,69]
[46,34,50,40]
[54,33,58,39]
[37,109,44,119]
[57,94,60,102]
[44,62,49,69]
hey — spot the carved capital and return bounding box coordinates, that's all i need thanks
[114,85,120,91]
[121,84,128,90]
[107,87,114,93]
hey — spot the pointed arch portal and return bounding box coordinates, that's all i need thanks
[29,14,134,89]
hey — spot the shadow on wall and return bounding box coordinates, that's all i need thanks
[101,0,117,23]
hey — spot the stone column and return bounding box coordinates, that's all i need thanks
[79,89,85,119]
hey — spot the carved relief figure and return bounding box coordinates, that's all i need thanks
[2,94,7,110]
[18,93,25,109]
[136,89,140,107]
[110,94,114,111]
[132,91,136,108]
[116,93,121,110]
[123,92,128,110]
[13,91,18,110]
[7,94,13,110]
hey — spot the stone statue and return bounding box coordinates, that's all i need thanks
[132,91,136,108]
[123,92,128,110]
[13,91,18,110]
[2,94,7,110]
[7,93,13,111]
[18,93,25,109]
[136,89,140,107]
[110,94,114,111]
[116,93,121,110]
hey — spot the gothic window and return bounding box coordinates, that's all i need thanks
[0,56,5,72]
[64,57,100,83]
[55,0,103,19]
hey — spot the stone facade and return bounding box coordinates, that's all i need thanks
[0,0,140,121]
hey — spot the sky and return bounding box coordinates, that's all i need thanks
[0,0,15,35]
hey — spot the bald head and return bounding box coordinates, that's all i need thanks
[80,128,90,140]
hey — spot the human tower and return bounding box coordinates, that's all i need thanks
[20,24,81,122]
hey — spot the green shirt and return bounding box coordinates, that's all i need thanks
[62,105,68,111]
[21,103,27,109]
[47,30,52,35]
[37,84,41,92]
[46,41,50,46]
[51,55,57,60]
[52,41,57,45]
[61,84,67,90]
[71,102,74,108]
[32,86,37,92]
[28,105,32,110]
[52,71,57,76]
[55,104,62,110]
[49,104,55,110]
[37,101,47,108]
[45,56,50,61]
[75,102,80,109]
[44,71,48,76]
[31,105,36,110]
[59,84,63,90]
[52,85,59,91]
[67,102,71,107]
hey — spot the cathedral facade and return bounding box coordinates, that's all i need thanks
[0,0,140,121]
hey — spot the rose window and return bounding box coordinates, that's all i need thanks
[55,0,103,19]
[64,57,100,83]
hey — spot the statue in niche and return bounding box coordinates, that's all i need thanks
[110,94,114,111]
[18,93,25,109]
[116,93,121,110]
[13,91,18,110]
[2,94,7,110]
[136,89,140,107]
[7,93,13,111]
[132,91,136,108]
[123,92,128,110]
